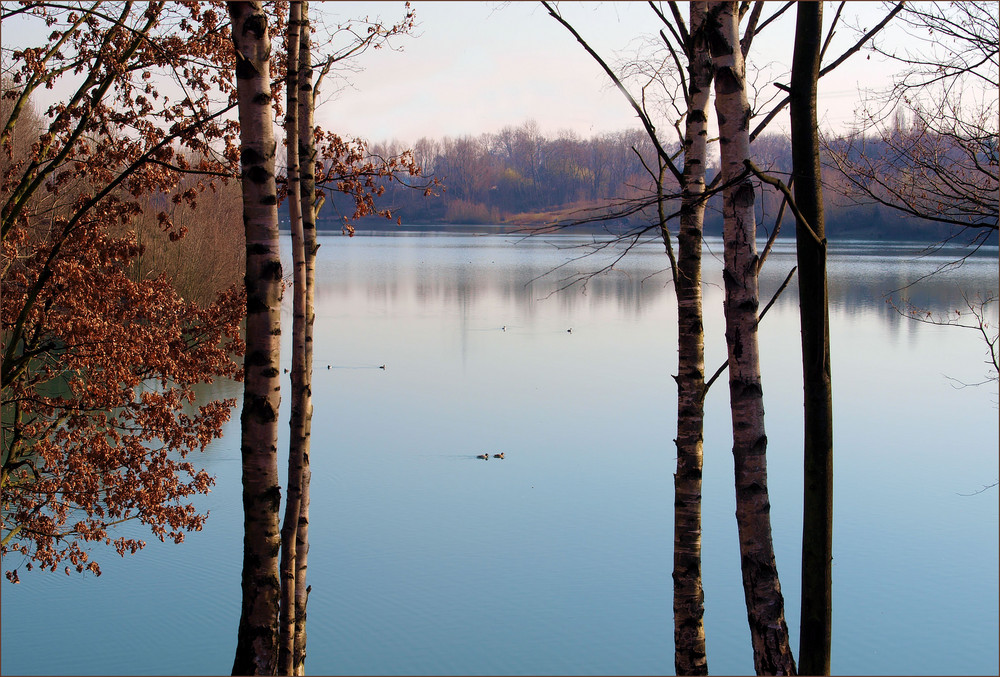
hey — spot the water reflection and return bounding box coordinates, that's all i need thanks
[2,232,996,677]
[320,232,997,332]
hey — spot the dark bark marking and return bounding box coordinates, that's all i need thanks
[732,331,743,360]
[247,165,272,185]
[260,484,282,510]
[234,55,258,80]
[244,12,267,39]
[715,66,743,94]
[243,147,266,166]
[245,349,272,367]
[735,181,755,210]
[732,378,764,399]
[262,260,282,280]
[246,296,269,315]
[705,9,731,57]
[243,393,278,422]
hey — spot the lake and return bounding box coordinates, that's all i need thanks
[2,231,998,675]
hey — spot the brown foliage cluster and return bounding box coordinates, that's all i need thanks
[1,1,248,583]
[2,0,434,585]
[2,218,245,581]
[311,129,432,235]
[267,0,430,236]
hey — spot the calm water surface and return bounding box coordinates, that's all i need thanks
[3,232,998,675]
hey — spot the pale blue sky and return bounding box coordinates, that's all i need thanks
[2,1,910,143]
[317,1,908,144]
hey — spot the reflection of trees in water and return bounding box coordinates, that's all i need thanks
[305,235,996,332]
[827,258,997,315]
[310,236,677,321]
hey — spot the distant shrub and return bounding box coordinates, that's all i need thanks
[444,198,500,224]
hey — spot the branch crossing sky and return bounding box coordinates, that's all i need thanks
[2,1,917,143]
[318,1,908,143]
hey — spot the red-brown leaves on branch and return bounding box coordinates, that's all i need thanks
[268,1,432,236]
[274,127,437,236]
[308,130,438,234]
[2,1,249,583]
[2,0,434,585]
[2,217,245,583]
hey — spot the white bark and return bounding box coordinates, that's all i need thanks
[707,2,796,674]
[229,2,283,674]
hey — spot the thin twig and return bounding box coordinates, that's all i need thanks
[704,266,797,394]
[744,159,825,246]
[758,176,793,271]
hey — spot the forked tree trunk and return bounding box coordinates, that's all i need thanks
[706,2,796,674]
[672,3,714,674]
[229,2,283,675]
[278,1,305,674]
[790,3,833,674]
[292,3,317,671]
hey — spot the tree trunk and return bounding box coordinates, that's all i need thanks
[293,3,317,671]
[706,2,796,674]
[279,1,305,674]
[672,3,714,674]
[790,3,833,674]
[229,2,283,675]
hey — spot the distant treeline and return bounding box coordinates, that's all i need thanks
[316,120,991,243]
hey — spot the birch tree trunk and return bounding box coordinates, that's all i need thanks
[279,1,306,674]
[706,2,796,674]
[293,3,317,671]
[229,2,283,674]
[540,4,717,668]
[672,3,714,673]
[790,3,833,673]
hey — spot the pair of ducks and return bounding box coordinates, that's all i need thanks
[476,453,504,460]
